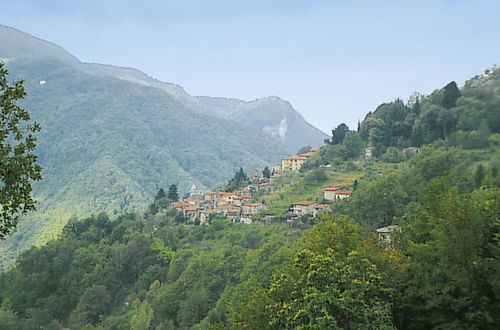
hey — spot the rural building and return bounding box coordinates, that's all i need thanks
[376,225,401,245]
[323,186,341,200]
[281,156,308,171]
[290,201,318,216]
[334,190,351,200]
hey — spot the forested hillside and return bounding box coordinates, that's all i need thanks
[1,145,498,329]
[0,25,499,330]
[0,25,326,270]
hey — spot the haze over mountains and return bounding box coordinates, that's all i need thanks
[0,25,327,268]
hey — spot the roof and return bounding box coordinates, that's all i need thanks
[334,190,351,195]
[184,206,198,211]
[243,203,262,207]
[234,194,252,200]
[314,204,330,209]
[376,225,401,233]
[324,186,341,191]
[200,209,215,213]
[300,152,314,157]
[204,191,222,195]
[292,201,317,206]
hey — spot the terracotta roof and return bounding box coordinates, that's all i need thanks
[227,212,239,216]
[334,190,351,195]
[234,195,251,200]
[324,186,341,191]
[172,202,188,207]
[292,201,317,206]
[314,204,330,209]
[243,203,262,207]
[300,152,314,157]
[218,203,238,209]
[200,209,215,213]
[184,206,198,211]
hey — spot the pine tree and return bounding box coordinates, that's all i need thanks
[263,167,271,179]
[168,184,179,202]
[155,188,166,200]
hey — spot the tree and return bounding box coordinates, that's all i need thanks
[224,168,249,192]
[442,81,461,109]
[330,123,349,145]
[168,184,179,202]
[155,188,166,200]
[262,166,271,179]
[266,216,396,329]
[342,131,364,159]
[0,62,42,239]
[75,285,112,326]
[474,164,485,187]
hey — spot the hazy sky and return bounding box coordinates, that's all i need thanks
[1,0,499,133]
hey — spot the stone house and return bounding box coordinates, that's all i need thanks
[242,203,266,216]
[290,201,318,216]
[376,225,401,245]
[323,186,341,201]
[334,190,351,200]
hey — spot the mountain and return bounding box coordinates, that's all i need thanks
[0,25,327,151]
[0,25,326,269]
[195,95,327,152]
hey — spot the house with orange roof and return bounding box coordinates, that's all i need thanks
[233,194,252,206]
[242,202,266,216]
[323,186,341,201]
[172,201,189,212]
[183,206,199,220]
[290,201,318,216]
[334,190,351,200]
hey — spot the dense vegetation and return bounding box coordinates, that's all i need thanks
[1,147,498,329]
[0,26,499,330]
[0,211,301,329]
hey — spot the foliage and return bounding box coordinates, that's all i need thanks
[0,210,299,329]
[231,215,398,329]
[263,166,271,179]
[224,168,249,192]
[329,123,349,145]
[397,187,500,329]
[167,184,178,202]
[155,188,166,200]
[0,62,42,239]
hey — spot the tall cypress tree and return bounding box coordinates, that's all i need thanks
[168,184,179,202]
[155,188,166,200]
[442,81,461,109]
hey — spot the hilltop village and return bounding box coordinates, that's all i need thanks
[168,147,352,225]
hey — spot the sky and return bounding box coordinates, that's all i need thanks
[0,0,499,133]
